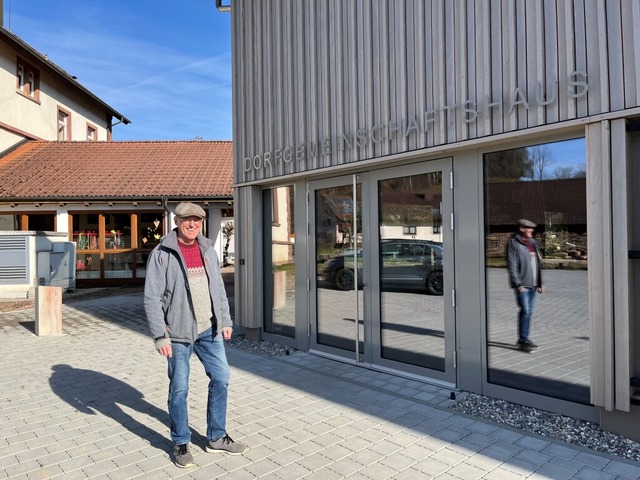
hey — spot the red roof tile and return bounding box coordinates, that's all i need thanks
[0,141,233,201]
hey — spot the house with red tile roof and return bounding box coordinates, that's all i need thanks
[0,140,234,290]
[0,24,234,293]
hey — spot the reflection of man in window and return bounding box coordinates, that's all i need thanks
[507,219,544,353]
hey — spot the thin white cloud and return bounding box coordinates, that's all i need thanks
[8,3,233,140]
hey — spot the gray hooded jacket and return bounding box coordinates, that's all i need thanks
[144,229,232,348]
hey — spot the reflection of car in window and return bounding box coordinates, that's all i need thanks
[320,239,444,295]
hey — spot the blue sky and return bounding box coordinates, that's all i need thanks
[3,0,232,141]
[530,137,586,172]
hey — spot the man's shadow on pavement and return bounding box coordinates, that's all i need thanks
[49,364,182,453]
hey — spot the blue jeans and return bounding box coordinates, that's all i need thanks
[167,328,230,445]
[515,287,537,343]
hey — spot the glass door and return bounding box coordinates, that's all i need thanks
[309,175,369,362]
[309,159,455,384]
[369,160,455,384]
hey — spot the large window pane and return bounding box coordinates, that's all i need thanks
[263,186,296,338]
[0,213,54,231]
[138,213,164,250]
[72,212,148,282]
[0,215,19,230]
[315,183,364,352]
[73,214,99,250]
[76,254,100,279]
[105,253,133,278]
[135,212,165,278]
[73,214,100,276]
[134,252,151,278]
[105,214,131,249]
[378,172,445,370]
[27,214,55,231]
[484,138,589,404]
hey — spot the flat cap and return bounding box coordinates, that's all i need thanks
[174,202,206,219]
[517,219,536,228]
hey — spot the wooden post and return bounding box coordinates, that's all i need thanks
[273,270,286,308]
[35,286,62,336]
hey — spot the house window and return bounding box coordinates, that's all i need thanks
[0,213,55,231]
[72,212,133,280]
[58,109,71,140]
[16,58,40,100]
[87,124,97,141]
[402,226,416,235]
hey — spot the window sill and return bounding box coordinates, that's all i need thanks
[15,90,41,104]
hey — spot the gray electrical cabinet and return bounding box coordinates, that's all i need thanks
[37,242,76,289]
[0,232,76,298]
[0,235,29,285]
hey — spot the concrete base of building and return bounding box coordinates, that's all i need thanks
[245,327,261,342]
[600,404,640,443]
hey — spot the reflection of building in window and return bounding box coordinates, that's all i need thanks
[57,108,70,140]
[379,173,443,243]
[266,185,296,338]
[16,58,40,100]
[484,178,587,262]
[271,186,295,264]
[484,138,587,265]
[432,206,441,234]
[271,190,280,225]
[316,189,361,249]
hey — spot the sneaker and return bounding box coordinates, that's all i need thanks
[518,339,539,349]
[205,434,247,455]
[517,343,533,353]
[173,443,195,468]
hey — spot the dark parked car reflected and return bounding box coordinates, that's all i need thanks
[320,239,443,295]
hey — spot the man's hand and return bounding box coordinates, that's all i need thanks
[157,344,172,358]
[221,327,233,341]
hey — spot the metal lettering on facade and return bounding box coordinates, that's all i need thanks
[244,72,588,173]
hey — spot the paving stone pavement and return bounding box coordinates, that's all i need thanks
[1,293,640,479]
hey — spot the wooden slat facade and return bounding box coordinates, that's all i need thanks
[230,0,640,421]
[232,0,640,184]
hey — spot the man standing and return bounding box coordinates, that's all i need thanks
[144,202,246,468]
[507,219,544,353]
